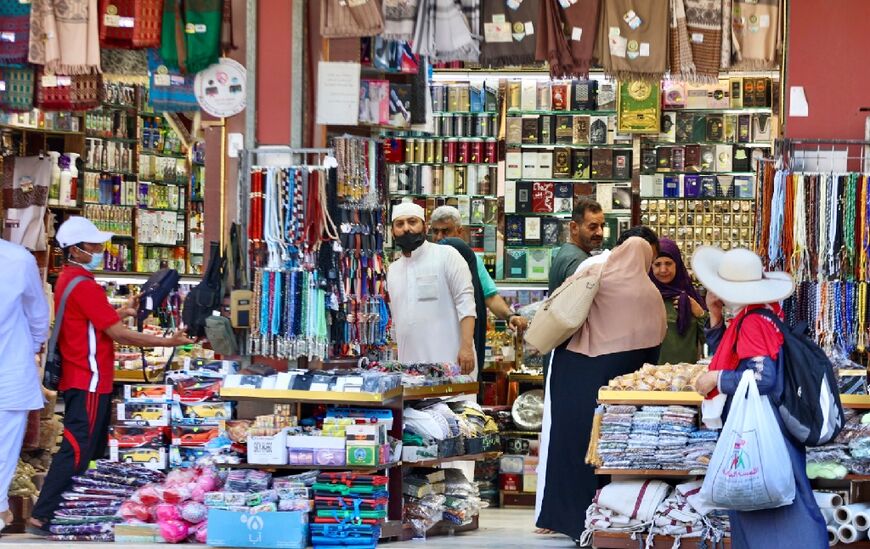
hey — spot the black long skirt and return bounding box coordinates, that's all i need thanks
[535,345,660,540]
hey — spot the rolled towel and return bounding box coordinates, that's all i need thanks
[835,503,870,525]
[819,507,836,525]
[856,511,870,532]
[828,526,840,547]
[838,523,868,543]
[814,491,845,509]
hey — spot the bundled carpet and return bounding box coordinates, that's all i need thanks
[537,0,600,78]
[382,0,419,41]
[684,0,723,80]
[413,0,479,62]
[730,0,779,69]
[479,0,537,67]
[668,0,695,79]
[0,0,31,64]
[597,0,669,81]
[28,0,101,74]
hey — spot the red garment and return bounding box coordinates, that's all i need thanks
[705,303,784,399]
[55,266,120,394]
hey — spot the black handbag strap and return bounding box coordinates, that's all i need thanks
[46,276,90,361]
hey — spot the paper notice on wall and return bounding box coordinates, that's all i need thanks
[316,61,361,126]
[789,86,809,117]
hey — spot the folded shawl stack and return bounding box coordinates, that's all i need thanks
[537,0,600,79]
[597,0,669,81]
[29,0,101,74]
[580,479,671,546]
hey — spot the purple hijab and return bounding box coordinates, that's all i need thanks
[649,238,706,335]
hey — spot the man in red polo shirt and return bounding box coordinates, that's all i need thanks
[29,217,193,534]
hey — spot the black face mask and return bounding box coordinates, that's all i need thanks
[395,230,426,253]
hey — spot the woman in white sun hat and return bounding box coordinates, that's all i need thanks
[691,246,827,549]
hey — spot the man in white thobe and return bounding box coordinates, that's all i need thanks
[386,201,477,375]
[0,239,49,529]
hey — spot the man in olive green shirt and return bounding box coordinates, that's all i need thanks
[548,198,605,292]
[429,206,528,332]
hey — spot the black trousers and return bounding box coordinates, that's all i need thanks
[536,345,660,539]
[32,389,112,522]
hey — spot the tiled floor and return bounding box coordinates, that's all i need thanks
[0,508,579,548]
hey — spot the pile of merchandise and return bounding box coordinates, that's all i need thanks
[606,363,708,392]
[403,468,482,538]
[311,473,387,548]
[807,410,870,479]
[580,479,730,547]
[222,368,401,394]
[360,361,475,388]
[593,405,717,471]
[49,460,164,542]
[403,401,499,463]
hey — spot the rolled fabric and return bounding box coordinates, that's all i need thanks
[856,511,870,531]
[828,525,840,546]
[819,507,836,525]
[838,523,868,543]
[835,503,870,525]
[814,491,845,509]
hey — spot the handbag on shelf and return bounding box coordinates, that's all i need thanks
[524,261,603,355]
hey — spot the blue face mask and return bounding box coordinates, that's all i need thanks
[74,247,103,271]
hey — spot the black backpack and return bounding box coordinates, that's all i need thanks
[737,308,845,446]
[136,268,181,330]
[183,242,226,338]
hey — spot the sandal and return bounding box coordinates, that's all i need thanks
[26,521,51,537]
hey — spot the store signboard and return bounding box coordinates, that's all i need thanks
[316,61,361,126]
[194,57,247,118]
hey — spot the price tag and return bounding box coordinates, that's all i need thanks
[118,16,135,28]
[154,74,171,87]
[524,21,534,35]
[691,33,704,43]
[57,76,72,87]
[41,75,57,88]
[0,32,15,42]
[194,24,207,33]
[104,14,120,27]
[571,27,583,41]
[170,75,185,86]
[0,81,7,92]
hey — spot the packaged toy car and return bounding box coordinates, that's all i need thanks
[171,378,222,403]
[117,403,170,427]
[123,384,173,404]
[108,425,168,448]
[171,425,221,447]
[171,402,233,425]
[110,447,167,470]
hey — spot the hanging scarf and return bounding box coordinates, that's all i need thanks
[705,303,784,399]
[0,65,34,113]
[35,69,102,111]
[160,0,221,73]
[479,0,537,67]
[668,0,695,79]
[220,0,235,50]
[382,0,418,41]
[147,49,198,111]
[321,0,385,39]
[649,238,707,336]
[598,0,669,81]
[537,0,600,78]
[100,48,149,84]
[28,0,101,74]
[719,0,731,68]
[684,0,722,81]
[98,0,162,48]
[0,0,30,64]
[413,0,479,62]
[731,0,779,70]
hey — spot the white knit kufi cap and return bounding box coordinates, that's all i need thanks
[391,201,425,223]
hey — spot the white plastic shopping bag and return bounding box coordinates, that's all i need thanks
[700,370,795,511]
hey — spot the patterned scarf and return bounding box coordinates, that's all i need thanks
[100,48,148,84]
[0,0,31,65]
[0,65,34,113]
[321,0,384,38]
[98,0,162,48]
[668,0,695,79]
[598,0,669,81]
[413,0,479,62]
[480,0,538,68]
[720,0,731,68]
[731,0,779,69]
[537,0,600,79]
[160,0,222,73]
[382,0,419,41]
[35,69,102,111]
[685,0,722,81]
[147,49,198,112]
[28,0,101,74]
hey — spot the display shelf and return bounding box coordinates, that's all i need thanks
[113,369,173,383]
[102,102,138,111]
[517,143,633,150]
[593,532,730,549]
[0,124,83,136]
[499,490,536,508]
[663,107,773,114]
[140,150,188,159]
[82,168,138,178]
[641,171,756,176]
[404,452,502,469]
[403,382,479,400]
[597,390,703,405]
[510,110,618,116]
[219,386,404,405]
[642,142,773,148]
[222,461,402,471]
[640,196,755,201]
[505,177,633,183]
[595,469,702,477]
[433,111,499,116]
[87,135,139,144]
[500,430,541,436]
[508,373,544,384]
[840,395,870,409]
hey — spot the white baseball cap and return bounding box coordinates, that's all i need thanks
[391,201,425,223]
[55,216,113,248]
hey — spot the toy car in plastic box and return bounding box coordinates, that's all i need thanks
[109,425,167,448]
[117,403,170,426]
[171,378,222,403]
[110,446,167,470]
[171,402,233,425]
[172,425,221,447]
[124,384,173,403]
